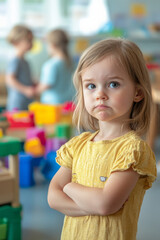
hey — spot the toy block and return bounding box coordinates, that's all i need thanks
[0,137,21,157]
[4,111,34,128]
[43,124,55,138]
[45,138,67,156]
[0,205,22,240]
[0,128,3,138]
[24,137,45,157]
[62,102,75,113]
[52,138,67,151]
[19,152,35,188]
[29,102,62,125]
[26,127,46,146]
[55,123,71,139]
[32,156,44,167]
[61,101,75,124]
[45,138,54,156]
[41,151,60,180]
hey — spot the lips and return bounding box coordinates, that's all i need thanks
[95,104,108,109]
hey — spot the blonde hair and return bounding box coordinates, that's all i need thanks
[73,38,152,137]
[7,25,33,45]
[46,29,72,67]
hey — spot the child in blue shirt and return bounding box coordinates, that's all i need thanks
[6,25,35,111]
[35,29,75,104]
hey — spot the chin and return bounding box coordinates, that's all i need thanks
[96,112,110,121]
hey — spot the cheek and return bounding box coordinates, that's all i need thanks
[83,92,92,110]
[113,92,135,109]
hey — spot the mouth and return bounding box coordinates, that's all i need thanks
[95,104,108,109]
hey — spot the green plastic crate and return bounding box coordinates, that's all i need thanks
[0,218,8,240]
[0,137,21,157]
[0,205,22,240]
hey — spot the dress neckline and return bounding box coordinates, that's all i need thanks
[88,130,135,144]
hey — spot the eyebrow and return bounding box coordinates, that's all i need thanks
[82,75,124,82]
[82,78,93,82]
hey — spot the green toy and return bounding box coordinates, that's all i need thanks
[0,205,22,240]
[0,136,21,157]
[0,136,22,240]
[0,218,8,240]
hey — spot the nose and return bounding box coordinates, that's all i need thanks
[96,89,108,101]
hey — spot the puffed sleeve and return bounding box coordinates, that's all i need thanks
[110,141,157,189]
[56,132,92,169]
[56,136,76,169]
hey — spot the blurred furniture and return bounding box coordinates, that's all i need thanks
[147,67,160,149]
[0,74,7,110]
[0,137,21,207]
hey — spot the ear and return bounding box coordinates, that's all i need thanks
[134,87,144,102]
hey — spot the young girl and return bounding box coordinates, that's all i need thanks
[35,29,74,104]
[48,38,157,240]
[6,25,35,111]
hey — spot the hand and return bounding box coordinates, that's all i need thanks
[24,86,36,98]
[63,182,74,195]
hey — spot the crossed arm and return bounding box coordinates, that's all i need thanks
[48,166,139,217]
[47,166,89,217]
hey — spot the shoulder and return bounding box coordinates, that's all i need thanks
[8,56,21,65]
[117,131,149,151]
[7,57,21,72]
[117,132,156,164]
[111,132,157,189]
[60,131,94,154]
[42,57,61,71]
[66,131,93,148]
[56,131,93,168]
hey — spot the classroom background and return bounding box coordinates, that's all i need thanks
[0,0,160,240]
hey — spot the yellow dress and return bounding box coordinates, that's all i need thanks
[56,131,157,240]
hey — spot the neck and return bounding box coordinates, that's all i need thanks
[15,49,25,58]
[51,48,65,60]
[95,121,131,141]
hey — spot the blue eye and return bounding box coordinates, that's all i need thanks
[109,82,120,88]
[87,84,96,90]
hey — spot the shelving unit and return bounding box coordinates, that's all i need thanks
[0,137,21,207]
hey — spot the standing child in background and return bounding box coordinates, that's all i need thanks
[35,29,74,104]
[6,25,35,111]
[47,38,157,240]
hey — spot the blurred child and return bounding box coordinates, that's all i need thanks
[35,29,75,104]
[6,24,35,111]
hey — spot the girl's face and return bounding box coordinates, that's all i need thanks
[82,56,142,125]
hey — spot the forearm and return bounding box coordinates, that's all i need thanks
[48,186,89,217]
[35,83,50,95]
[63,169,139,216]
[63,183,106,215]
[6,75,27,94]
